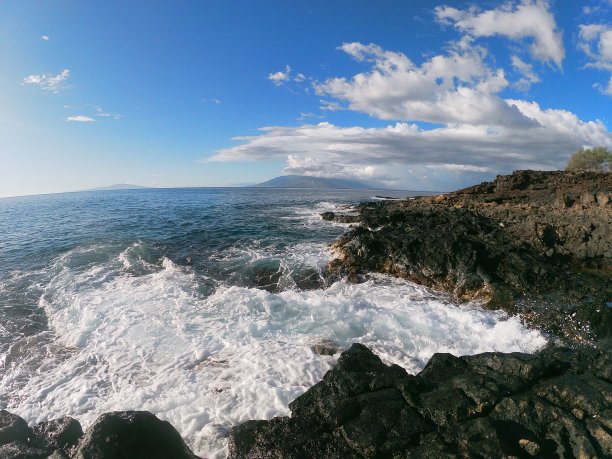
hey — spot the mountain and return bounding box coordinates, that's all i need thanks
[253,175,383,189]
[87,184,149,191]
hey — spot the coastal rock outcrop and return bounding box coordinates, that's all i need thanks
[0,410,196,459]
[228,343,612,459]
[325,170,612,344]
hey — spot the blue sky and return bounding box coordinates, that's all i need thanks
[1,0,611,197]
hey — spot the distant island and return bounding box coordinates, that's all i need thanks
[254,175,384,189]
[86,184,149,191]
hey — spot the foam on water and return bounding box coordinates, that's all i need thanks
[0,244,547,458]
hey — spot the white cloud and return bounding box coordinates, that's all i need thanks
[314,42,536,128]
[206,101,611,186]
[578,24,612,70]
[268,65,292,85]
[67,115,95,123]
[267,65,309,87]
[511,55,541,91]
[40,35,50,41]
[22,69,70,92]
[435,1,564,68]
[594,75,612,96]
[94,106,122,119]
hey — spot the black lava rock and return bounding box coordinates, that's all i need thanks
[74,411,197,459]
[0,410,32,447]
[228,343,612,459]
[32,416,83,451]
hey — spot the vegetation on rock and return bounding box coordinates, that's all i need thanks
[566,146,611,171]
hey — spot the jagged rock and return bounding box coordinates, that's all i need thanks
[309,338,340,356]
[0,410,32,447]
[228,343,612,459]
[0,441,49,459]
[321,211,360,223]
[33,416,83,451]
[325,170,612,344]
[74,411,197,459]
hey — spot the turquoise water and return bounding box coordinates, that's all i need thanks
[0,188,546,457]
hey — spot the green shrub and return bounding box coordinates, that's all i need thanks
[565,146,611,171]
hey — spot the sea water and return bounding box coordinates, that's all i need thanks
[0,188,547,457]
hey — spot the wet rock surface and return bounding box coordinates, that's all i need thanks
[228,343,612,459]
[325,170,612,345]
[0,410,196,459]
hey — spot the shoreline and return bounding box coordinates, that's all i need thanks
[2,170,610,458]
[325,170,611,347]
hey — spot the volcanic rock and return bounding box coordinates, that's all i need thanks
[228,343,612,458]
[74,411,197,459]
[325,170,612,344]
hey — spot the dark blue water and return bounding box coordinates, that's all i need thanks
[0,187,546,457]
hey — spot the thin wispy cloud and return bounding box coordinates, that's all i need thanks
[268,65,309,88]
[94,106,122,119]
[435,0,565,68]
[511,55,541,91]
[578,24,612,71]
[67,115,95,123]
[22,69,70,93]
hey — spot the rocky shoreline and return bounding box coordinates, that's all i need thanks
[325,170,611,346]
[3,343,610,458]
[225,171,611,458]
[3,170,610,458]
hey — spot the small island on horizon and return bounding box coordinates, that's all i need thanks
[86,183,150,192]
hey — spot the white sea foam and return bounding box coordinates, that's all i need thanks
[283,201,359,228]
[1,247,547,458]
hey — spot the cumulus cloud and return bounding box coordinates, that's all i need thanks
[268,65,292,85]
[435,0,564,68]
[22,69,70,92]
[40,35,50,41]
[315,42,536,128]
[67,115,95,123]
[207,101,611,184]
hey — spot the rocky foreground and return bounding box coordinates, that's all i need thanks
[3,344,610,458]
[325,170,612,345]
[229,343,611,458]
[0,410,197,459]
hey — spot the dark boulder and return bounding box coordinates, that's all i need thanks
[0,441,49,459]
[32,416,83,451]
[74,411,197,459]
[0,410,32,447]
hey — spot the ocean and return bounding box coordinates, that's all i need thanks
[0,188,547,457]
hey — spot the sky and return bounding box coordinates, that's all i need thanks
[0,0,611,197]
